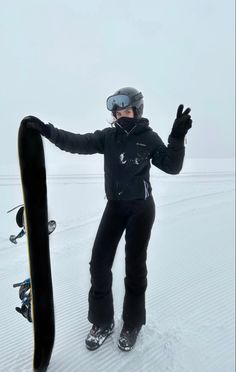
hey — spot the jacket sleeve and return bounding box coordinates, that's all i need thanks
[46,123,106,154]
[151,132,185,174]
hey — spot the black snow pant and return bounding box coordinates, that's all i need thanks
[88,195,155,329]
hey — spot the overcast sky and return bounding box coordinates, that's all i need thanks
[1,0,235,170]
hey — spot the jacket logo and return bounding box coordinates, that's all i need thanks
[136,142,147,147]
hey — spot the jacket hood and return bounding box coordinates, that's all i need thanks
[114,117,151,135]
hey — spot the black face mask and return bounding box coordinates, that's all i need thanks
[115,117,137,132]
[115,117,150,136]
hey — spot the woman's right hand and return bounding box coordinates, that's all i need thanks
[21,116,51,138]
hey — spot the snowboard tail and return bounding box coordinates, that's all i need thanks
[18,121,55,372]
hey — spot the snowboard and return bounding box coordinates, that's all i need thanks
[18,120,55,372]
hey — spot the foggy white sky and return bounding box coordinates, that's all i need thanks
[1,0,235,170]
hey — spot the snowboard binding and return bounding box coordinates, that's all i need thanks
[13,279,32,323]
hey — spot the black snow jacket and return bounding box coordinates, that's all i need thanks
[46,117,185,200]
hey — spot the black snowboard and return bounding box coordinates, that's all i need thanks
[18,120,55,372]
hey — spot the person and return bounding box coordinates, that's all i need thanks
[22,86,192,351]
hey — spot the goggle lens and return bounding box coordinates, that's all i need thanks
[106,94,131,111]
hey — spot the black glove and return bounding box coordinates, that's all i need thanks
[21,115,51,139]
[170,104,192,139]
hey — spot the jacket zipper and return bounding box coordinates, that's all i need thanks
[115,122,137,136]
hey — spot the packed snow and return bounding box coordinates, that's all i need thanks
[0,158,234,372]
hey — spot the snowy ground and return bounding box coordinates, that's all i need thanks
[0,158,235,372]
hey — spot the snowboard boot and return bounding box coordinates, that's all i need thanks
[118,324,142,351]
[85,321,114,351]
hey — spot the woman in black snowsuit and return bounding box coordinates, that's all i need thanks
[23,87,192,351]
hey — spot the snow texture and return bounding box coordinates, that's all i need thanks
[0,159,235,372]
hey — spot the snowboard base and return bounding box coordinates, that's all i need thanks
[18,119,55,372]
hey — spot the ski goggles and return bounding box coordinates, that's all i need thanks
[106,92,143,111]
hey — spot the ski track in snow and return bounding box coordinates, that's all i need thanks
[0,170,235,372]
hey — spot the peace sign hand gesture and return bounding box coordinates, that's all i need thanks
[170,104,192,139]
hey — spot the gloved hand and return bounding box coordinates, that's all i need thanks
[21,115,51,138]
[170,104,192,139]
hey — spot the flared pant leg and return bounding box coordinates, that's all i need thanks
[122,196,155,328]
[88,201,126,327]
